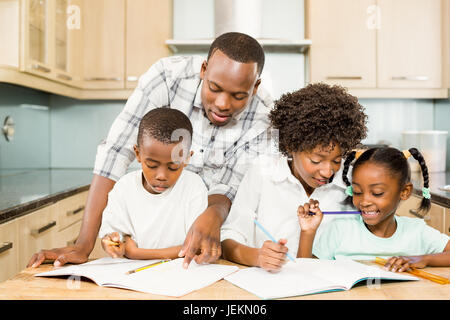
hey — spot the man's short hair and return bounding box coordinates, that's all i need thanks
[137,108,193,148]
[207,32,265,76]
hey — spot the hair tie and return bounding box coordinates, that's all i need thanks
[355,150,364,160]
[422,187,431,200]
[345,185,353,197]
[402,150,412,159]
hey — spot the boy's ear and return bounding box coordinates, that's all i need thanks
[183,150,194,167]
[400,182,413,200]
[133,145,141,163]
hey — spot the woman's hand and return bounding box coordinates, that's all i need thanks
[256,239,289,273]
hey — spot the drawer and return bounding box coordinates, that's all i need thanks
[445,208,450,236]
[55,220,82,248]
[0,220,20,282]
[17,204,58,269]
[56,191,88,231]
[397,195,445,233]
[89,237,108,260]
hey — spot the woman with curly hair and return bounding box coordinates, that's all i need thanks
[220,83,368,272]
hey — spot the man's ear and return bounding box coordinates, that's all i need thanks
[252,78,261,96]
[200,61,207,80]
[133,145,141,163]
[400,182,413,200]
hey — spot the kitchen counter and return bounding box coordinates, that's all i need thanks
[0,169,93,225]
[410,171,450,208]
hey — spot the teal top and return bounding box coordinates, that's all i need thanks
[313,215,449,260]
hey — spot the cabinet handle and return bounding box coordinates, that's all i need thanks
[391,76,428,81]
[84,77,122,81]
[57,74,72,81]
[127,76,138,82]
[31,64,51,73]
[326,76,362,80]
[0,242,13,254]
[66,205,85,216]
[31,221,57,235]
[409,209,431,221]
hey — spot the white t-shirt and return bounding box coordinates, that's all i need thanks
[313,215,450,260]
[99,169,208,249]
[220,155,355,257]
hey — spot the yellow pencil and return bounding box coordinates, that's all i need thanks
[125,259,171,275]
[104,239,120,246]
[374,257,449,285]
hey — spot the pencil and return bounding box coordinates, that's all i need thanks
[103,239,120,246]
[125,259,171,275]
[308,211,361,215]
[253,219,296,263]
[374,257,449,285]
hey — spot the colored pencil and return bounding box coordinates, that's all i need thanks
[253,219,296,263]
[308,211,361,215]
[104,239,120,246]
[125,259,171,275]
[374,257,449,285]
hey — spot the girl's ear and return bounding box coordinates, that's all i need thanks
[400,182,413,200]
[134,145,141,163]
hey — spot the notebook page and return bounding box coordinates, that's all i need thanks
[35,257,161,285]
[105,258,239,297]
[224,260,342,299]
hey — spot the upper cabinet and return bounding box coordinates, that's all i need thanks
[307,0,448,98]
[81,0,125,89]
[125,0,172,89]
[0,0,173,99]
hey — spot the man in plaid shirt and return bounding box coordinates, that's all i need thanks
[28,32,275,268]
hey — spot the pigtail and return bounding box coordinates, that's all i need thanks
[408,147,431,215]
[342,151,356,206]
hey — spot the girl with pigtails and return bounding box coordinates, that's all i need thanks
[297,147,450,272]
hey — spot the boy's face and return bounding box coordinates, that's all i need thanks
[351,162,412,226]
[290,143,343,192]
[134,136,191,195]
[200,49,261,126]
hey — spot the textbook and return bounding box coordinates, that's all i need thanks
[35,257,239,297]
[224,258,419,299]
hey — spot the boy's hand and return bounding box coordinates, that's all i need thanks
[384,256,428,272]
[257,239,289,273]
[101,232,125,258]
[123,236,138,258]
[297,199,323,233]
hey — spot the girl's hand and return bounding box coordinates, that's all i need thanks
[384,256,428,272]
[101,232,125,258]
[257,239,289,273]
[297,199,323,233]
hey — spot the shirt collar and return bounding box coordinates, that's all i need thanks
[270,157,347,191]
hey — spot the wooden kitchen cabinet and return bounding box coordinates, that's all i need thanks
[443,0,450,89]
[17,204,59,269]
[377,0,442,89]
[396,194,446,233]
[0,220,20,282]
[306,0,447,98]
[81,0,125,89]
[125,0,172,89]
[307,0,377,88]
[445,208,450,236]
[55,190,87,231]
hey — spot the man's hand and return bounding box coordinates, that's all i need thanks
[178,207,223,268]
[27,246,90,268]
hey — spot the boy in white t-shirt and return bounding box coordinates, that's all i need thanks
[99,108,208,260]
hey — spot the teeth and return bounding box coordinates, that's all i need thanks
[363,211,378,215]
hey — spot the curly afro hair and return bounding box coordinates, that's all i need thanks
[269,83,368,157]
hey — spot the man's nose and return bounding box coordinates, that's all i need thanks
[215,93,231,111]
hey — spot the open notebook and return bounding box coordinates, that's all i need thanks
[35,257,239,297]
[225,258,419,299]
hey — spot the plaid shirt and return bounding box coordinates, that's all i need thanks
[94,55,275,201]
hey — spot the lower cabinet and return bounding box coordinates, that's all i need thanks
[0,220,20,283]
